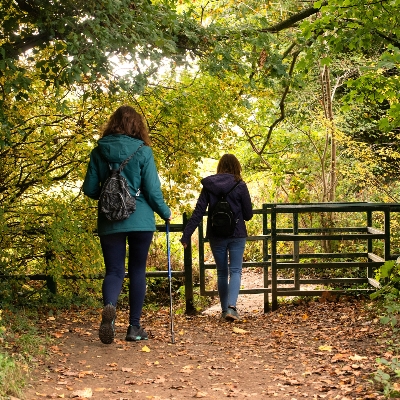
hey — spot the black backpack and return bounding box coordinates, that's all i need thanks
[209,181,241,237]
[99,144,143,221]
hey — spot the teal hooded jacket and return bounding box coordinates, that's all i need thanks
[82,134,171,236]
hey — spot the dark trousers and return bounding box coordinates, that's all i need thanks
[99,231,153,327]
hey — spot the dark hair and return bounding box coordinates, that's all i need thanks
[101,105,151,146]
[216,154,242,181]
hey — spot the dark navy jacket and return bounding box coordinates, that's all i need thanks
[181,173,253,244]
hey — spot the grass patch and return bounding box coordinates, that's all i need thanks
[0,308,51,399]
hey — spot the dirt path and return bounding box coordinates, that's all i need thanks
[22,270,388,400]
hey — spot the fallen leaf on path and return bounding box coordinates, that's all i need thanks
[393,382,400,390]
[63,371,78,377]
[318,345,332,352]
[210,364,227,369]
[232,327,248,334]
[170,385,185,390]
[349,354,367,361]
[331,353,350,362]
[287,379,302,385]
[107,362,118,367]
[71,387,92,398]
[154,376,166,383]
[180,365,194,374]
[78,370,93,377]
[141,345,150,352]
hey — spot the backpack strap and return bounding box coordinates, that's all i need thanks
[103,143,144,171]
[117,143,144,172]
[221,180,241,199]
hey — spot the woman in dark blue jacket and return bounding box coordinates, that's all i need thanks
[181,154,253,321]
[83,105,171,344]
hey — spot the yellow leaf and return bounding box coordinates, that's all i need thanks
[232,327,248,334]
[318,345,332,352]
[302,314,309,320]
[179,330,184,335]
[141,345,151,352]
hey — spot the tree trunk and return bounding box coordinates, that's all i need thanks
[319,65,336,252]
[320,65,336,202]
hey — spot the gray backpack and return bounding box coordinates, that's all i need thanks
[99,144,143,221]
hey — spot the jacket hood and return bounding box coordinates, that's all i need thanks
[201,173,239,196]
[97,134,144,163]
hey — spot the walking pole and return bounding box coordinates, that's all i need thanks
[166,221,175,344]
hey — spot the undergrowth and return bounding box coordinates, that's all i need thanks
[0,308,51,399]
[370,258,400,398]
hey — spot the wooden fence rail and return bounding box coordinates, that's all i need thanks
[199,202,400,312]
[3,203,400,314]
[0,216,196,314]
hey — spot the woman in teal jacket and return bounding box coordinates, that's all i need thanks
[83,105,171,344]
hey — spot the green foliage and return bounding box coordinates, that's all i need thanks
[373,357,400,398]
[371,259,400,303]
[1,0,400,313]
[376,261,397,282]
[370,258,400,397]
[175,285,212,314]
[1,0,210,99]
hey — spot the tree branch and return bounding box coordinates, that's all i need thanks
[258,2,327,33]
[260,50,300,153]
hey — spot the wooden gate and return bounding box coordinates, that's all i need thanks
[198,202,400,312]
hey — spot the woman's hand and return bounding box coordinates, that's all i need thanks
[165,214,172,223]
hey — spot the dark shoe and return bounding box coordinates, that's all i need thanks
[225,306,240,321]
[99,304,116,344]
[221,311,228,320]
[125,325,148,341]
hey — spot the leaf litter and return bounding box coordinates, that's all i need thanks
[21,272,392,399]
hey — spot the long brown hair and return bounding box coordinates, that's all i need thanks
[101,105,151,146]
[217,154,242,181]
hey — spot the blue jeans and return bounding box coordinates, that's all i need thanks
[100,231,153,327]
[209,237,247,312]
